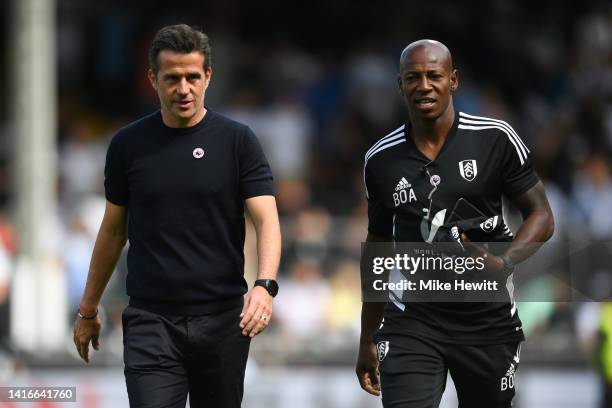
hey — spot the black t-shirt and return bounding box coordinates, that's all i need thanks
[364,111,539,344]
[105,109,274,315]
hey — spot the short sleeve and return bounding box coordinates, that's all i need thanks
[499,126,540,197]
[239,127,275,199]
[365,163,394,237]
[104,133,129,205]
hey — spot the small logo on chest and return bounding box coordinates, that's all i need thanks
[393,177,417,207]
[192,147,205,159]
[377,341,390,361]
[480,215,499,232]
[459,159,477,181]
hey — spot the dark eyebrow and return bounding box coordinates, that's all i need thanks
[403,69,445,76]
[161,72,202,80]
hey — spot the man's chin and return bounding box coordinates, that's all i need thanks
[173,110,196,120]
[174,107,194,115]
[412,110,440,121]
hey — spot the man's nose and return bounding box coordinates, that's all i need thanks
[177,78,189,94]
[416,75,432,91]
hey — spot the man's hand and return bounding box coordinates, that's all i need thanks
[73,314,102,363]
[240,286,273,338]
[356,338,381,396]
[460,232,505,274]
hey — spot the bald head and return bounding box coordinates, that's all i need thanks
[399,39,453,72]
[397,39,458,123]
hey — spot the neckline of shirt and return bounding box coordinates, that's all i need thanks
[406,111,460,164]
[157,107,215,135]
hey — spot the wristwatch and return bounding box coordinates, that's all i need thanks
[500,255,515,275]
[254,279,279,297]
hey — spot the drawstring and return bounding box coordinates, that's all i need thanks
[425,167,437,210]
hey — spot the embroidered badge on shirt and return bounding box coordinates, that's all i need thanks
[192,147,205,159]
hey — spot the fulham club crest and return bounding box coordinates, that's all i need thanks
[459,159,478,181]
[377,341,390,362]
[480,215,499,232]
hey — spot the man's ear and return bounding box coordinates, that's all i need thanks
[450,69,459,93]
[147,68,157,91]
[397,75,404,95]
[204,67,213,88]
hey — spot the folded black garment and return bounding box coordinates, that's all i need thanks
[430,198,513,255]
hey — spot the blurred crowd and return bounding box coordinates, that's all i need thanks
[0,0,611,382]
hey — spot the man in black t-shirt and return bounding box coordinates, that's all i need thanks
[73,24,281,408]
[356,40,555,407]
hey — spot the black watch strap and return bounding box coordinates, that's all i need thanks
[254,279,279,297]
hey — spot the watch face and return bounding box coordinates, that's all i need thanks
[267,280,279,297]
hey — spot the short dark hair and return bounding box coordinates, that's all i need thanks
[148,24,212,75]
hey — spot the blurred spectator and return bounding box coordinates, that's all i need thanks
[276,180,311,216]
[274,260,331,344]
[223,99,314,182]
[576,302,612,408]
[0,212,14,379]
[58,119,108,214]
[572,153,612,239]
[325,260,361,335]
[63,197,105,314]
[0,235,12,347]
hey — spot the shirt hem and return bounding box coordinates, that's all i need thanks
[129,295,243,316]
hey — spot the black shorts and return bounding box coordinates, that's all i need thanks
[122,304,250,408]
[374,332,521,408]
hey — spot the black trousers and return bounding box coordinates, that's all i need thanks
[375,332,521,408]
[122,304,251,408]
